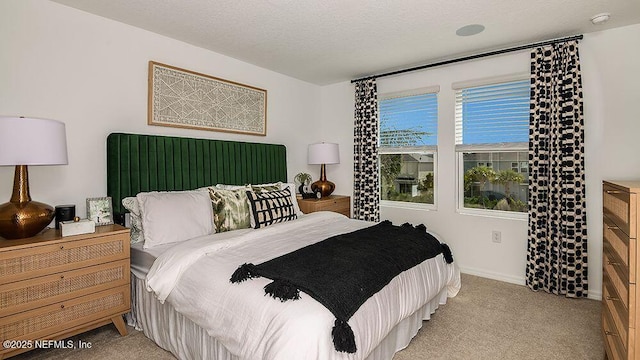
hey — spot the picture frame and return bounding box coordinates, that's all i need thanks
[148,61,267,136]
[86,197,114,226]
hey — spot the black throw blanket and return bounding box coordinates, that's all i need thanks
[230,221,454,353]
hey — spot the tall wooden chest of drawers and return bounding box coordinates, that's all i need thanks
[0,225,130,359]
[602,180,640,360]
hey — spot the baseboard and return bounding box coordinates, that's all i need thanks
[587,290,602,301]
[458,266,526,286]
[458,266,602,301]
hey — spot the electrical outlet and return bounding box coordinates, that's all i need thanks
[492,230,502,243]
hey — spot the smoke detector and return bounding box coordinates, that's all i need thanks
[591,13,610,25]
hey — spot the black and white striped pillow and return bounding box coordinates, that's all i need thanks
[246,188,297,229]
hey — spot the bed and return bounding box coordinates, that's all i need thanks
[106,132,460,360]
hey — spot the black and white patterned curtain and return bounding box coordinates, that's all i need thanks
[526,40,587,298]
[353,79,380,222]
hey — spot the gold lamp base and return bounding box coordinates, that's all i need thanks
[310,163,336,197]
[0,201,54,239]
[0,165,54,240]
[311,180,335,198]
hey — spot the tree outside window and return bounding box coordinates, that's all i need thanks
[379,91,438,206]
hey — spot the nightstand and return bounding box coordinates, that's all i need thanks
[0,225,130,359]
[297,195,351,218]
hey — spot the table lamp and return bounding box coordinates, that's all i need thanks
[308,142,340,197]
[0,116,68,239]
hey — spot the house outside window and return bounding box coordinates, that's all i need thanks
[379,88,438,207]
[455,78,529,216]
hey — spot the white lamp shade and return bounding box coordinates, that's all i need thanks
[308,142,340,165]
[0,117,68,166]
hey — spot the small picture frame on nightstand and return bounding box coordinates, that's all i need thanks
[86,197,114,226]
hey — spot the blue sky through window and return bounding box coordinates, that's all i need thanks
[379,93,437,147]
[460,80,530,144]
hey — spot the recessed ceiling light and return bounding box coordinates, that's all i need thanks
[456,24,485,37]
[591,13,610,25]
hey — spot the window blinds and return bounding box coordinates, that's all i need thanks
[379,92,438,152]
[455,79,529,150]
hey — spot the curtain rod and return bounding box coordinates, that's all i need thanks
[350,34,583,83]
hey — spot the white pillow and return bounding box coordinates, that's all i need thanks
[280,182,303,217]
[137,190,213,249]
[122,197,145,244]
[215,184,246,190]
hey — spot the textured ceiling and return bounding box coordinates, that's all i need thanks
[51,0,640,85]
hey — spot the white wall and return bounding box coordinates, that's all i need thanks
[3,0,638,300]
[0,0,322,218]
[320,23,640,300]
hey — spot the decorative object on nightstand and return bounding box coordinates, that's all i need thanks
[55,204,76,229]
[297,195,350,218]
[0,225,131,359]
[0,116,68,240]
[294,172,315,199]
[60,217,96,237]
[87,197,114,226]
[308,142,340,197]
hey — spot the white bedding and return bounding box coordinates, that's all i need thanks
[145,212,460,360]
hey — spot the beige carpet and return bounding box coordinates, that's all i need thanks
[11,274,603,360]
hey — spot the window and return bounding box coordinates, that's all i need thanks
[379,90,438,206]
[455,79,529,214]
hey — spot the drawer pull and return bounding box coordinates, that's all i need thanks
[60,275,65,279]
[607,225,620,230]
[606,295,619,301]
[608,260,620,266]
[60,245,64,250]
[605,330,618,337]
[60,304,65,309]
[605,190,622,194]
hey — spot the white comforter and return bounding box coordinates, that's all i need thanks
[146,212,460,360]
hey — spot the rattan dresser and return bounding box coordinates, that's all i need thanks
[0,225,130,359]
[602,180,640,360]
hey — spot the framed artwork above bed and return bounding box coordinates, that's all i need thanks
[148,61,267,136]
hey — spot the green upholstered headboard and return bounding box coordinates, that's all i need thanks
[107,133,287,221]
